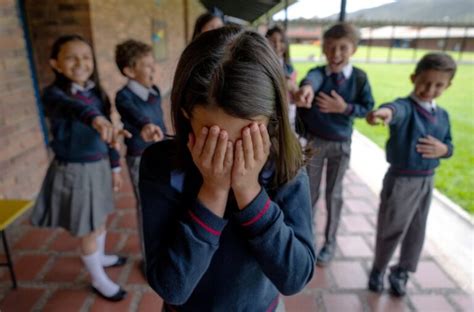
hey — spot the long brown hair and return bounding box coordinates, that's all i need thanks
[171,26,303,187]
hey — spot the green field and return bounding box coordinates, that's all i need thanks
[290,44,474,63]
[291,45,474,213]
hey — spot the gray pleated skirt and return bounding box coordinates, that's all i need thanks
[31,159,115,237]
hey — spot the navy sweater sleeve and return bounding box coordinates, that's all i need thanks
[116,90,151,130]
[440,110,454,158]
[381,99,409,126]
[139,143,228,305]
[233,169,316,295]
[346,77,375,118]
[300,67,323,90]
[42,85,103,125]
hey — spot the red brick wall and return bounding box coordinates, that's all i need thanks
[88,0,205,133]
[0,0,49,199]
[24,0,94,90]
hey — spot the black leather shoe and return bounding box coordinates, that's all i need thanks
[104,256,128,268]
[368,268,385,293]
[92,286,127,302]
[316,243,335,266]
[389,267,409,297]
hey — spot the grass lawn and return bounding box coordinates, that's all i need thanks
[290,44,474,63]
[291,46,474,213]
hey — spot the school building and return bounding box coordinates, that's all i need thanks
[0,0,290,200]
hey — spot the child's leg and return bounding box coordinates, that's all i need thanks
[397,177,434,272]
[373,176,420,272]
[306,139,326,210]
[323,141,350,246]
[126,156,146,264]
[95,225,126,267]
[81,228,124,298]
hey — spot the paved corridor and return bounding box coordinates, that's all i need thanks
[0,166,472,312]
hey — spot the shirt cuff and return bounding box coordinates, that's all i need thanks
[233,189,276,237]
[111,167,122,173]
[187,200,228,245]
[299,79,312,88]
[81,110,102,125]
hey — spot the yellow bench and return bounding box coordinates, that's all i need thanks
[0,199,33,289]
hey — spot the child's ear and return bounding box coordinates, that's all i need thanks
[410,73,416,84]
[123,66,135,79]
[49,59,61,73]
[351,45,357,55]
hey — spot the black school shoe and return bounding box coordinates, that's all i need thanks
[104,256,128,268]
[388,267,409,297]
[92,286,127,302]
[316,243,335,266]
[368,268,385,293]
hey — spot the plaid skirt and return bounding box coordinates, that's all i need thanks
[31,159,114,237]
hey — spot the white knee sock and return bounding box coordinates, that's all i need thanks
[81,250,120,297]
[97,231,119,267]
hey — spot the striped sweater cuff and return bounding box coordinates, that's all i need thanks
[234,189,275,237]
[188,201,228,244]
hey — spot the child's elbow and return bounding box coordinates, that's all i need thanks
[277,263,315,296]
[147,273,193,305]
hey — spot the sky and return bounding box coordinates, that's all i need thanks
[273,0,396,20]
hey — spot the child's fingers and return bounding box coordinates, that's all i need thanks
[318,92,332,100]
[224,141,234,170]
[201,126,219,164]
[330,90,342,99]
[187,132,195,151]
[212,131,228,170]
[155,126,164,140]
[242,127,254,168]
[194,127,208,156]
[234,140,244,171]
[259,124,271,155]
[250,123,263,161]
[417,137,433,144]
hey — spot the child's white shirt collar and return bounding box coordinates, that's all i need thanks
[71,80,95,94]
[325,63,353,79]
[127,80,158,102]
[410,92,437,112]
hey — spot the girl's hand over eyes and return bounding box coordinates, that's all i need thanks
[232,123,271,210]
[188,126,233,217]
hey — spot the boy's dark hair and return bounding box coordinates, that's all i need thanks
[192,7,224,40]
[115,39,152,76]
[415,53,457,79]
[323,22,360,47]
[172,26,304,186]
[49,34,111,116]
[265,26,291,65]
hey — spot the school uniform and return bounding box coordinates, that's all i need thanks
[31,82,120,237]
[373,94,453,273]
[297,64,374,247]
[115,80,165,259]
[140,140,315,312]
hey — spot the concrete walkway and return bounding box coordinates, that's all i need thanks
[0,143,472,311]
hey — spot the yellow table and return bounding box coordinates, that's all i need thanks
[0,200,33,288]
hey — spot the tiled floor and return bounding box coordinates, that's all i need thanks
[0,168,472,312]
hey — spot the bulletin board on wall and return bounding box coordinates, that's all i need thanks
[152,19,168,62]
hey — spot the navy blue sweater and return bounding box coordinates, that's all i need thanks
[139,140,315,312]
[382,97,453,176]
[115,85,165,156]
[297,66,374,141]
[42,84,120,168]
